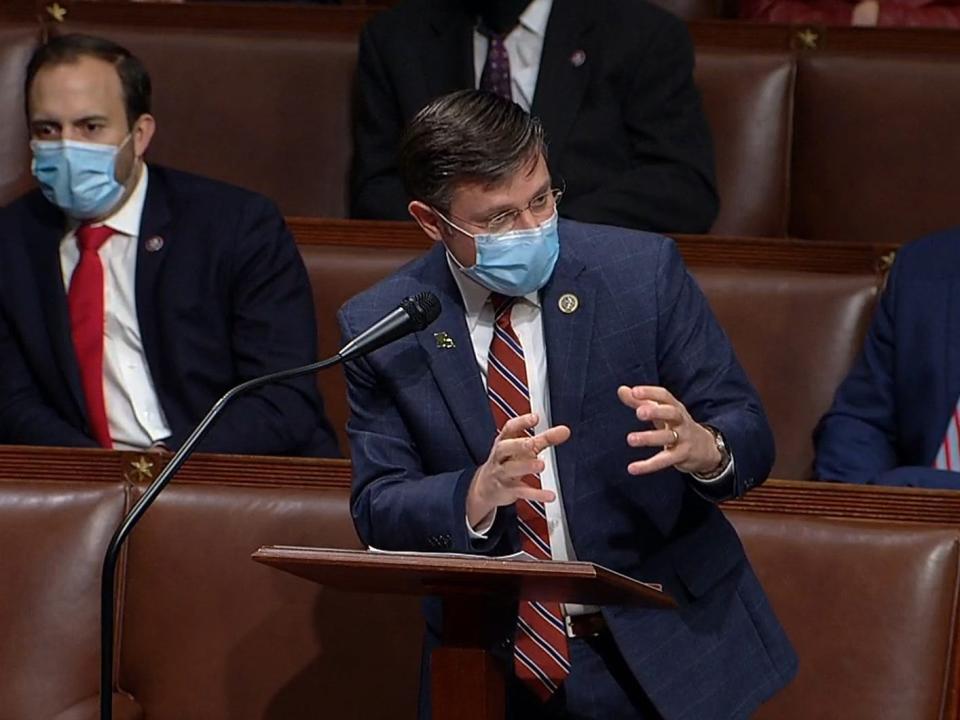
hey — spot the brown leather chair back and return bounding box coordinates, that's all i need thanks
[0,23,35,207]
[119,479,422,720]
[728,509,960,720]
[791,53,960,244]
[299,242,423,448]
[63,24,359,218]
[695,49,794,237]
[692,267,878,479]
[0,478,128,719]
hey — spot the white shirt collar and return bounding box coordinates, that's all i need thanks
[444,248,541,333]
[518,0,553,37]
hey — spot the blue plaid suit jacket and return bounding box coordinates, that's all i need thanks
[339,219,796,719]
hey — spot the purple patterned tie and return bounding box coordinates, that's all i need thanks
[479,30,512,100]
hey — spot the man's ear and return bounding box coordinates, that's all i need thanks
[408,201,445,242]
[131,113,156,158]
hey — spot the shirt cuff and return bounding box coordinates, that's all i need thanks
[690,455,735,484]
[467,509,497,539]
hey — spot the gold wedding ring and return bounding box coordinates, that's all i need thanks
[665,429,679,449]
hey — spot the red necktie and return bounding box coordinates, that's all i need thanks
[68,224,114,448]
[934,400,960,470]
[486,294,570,701]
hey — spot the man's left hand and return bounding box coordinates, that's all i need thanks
[617,385,721,476]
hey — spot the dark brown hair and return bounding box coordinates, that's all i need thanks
[25,33,152,127]
[398,89,546,210]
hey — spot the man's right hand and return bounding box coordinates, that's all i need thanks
[466,413,571,528]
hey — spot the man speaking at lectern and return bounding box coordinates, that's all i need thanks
[339,90,796,719]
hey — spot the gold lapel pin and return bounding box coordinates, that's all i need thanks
[558,293,579,314]
[434,331,456,349]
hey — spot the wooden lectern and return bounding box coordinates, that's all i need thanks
[253,546,675,720]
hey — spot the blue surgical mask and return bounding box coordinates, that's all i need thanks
[447,211,560,296]
[30,135,131,219]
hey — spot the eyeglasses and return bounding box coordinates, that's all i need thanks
[439,186,564,236]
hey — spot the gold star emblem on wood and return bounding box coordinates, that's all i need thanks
[46,3,67,22]
[128,456,155,482]
[795,28,820,50]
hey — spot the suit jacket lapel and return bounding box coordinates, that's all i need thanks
[541,243,594,509]
[422,3,476,98]
[531,0,597,162]
[134,166,173,381]
[416,245,497,466]
[24,199,88,419]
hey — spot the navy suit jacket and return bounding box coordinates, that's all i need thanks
[339,220,796,719]
[0,165,339,457]
[815,228,960,488]
[351,0,718,234]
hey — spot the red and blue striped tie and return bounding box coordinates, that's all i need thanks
[487,293,571,701]
[934,401,960,470]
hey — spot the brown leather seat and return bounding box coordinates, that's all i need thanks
[0,476,136,719]
[695,49,794,237]
[119,478,422,720]
[791,53,960,244]
[728,508,960,720]
[2,447,959,720]
[2,12,960,244]
[64,23,359,219]
[299,241,423,450]
[696,268,878,478]
[0,24,35,207]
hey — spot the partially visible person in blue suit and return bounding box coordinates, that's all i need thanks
[815,229,960,488]
[340,89,795,720]
[0,33,339,457]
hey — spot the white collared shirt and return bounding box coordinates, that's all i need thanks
[59,163,172,450]
[447,254,595,615]
[472,0,554,112]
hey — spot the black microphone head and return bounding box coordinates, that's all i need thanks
[401,292,442,330]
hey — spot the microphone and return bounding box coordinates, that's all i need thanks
[100,292,440,720]
[338,291,441,362]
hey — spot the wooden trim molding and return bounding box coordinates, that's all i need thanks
[1,446,959,525]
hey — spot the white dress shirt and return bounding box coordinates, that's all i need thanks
[60,164,172,450]
[447,255,596,615]
[473,0,554,112]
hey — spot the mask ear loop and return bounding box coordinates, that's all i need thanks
[432,207,481,271]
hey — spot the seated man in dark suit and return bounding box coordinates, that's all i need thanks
[351,0,718,234]
[0,33,339,457]
[340,89,794,719]
[815,229,960,488]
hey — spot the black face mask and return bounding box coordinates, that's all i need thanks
[465,0,534,35]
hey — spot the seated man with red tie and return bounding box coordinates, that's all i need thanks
[0,33,340,457]
[340,89,795,719]
[815,229,960,487]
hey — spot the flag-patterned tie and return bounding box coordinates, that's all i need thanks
[479,29,513,100]
[68,223,114,448]
[934,401,960,470]
[486,293,570,701]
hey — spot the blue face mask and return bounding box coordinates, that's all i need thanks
[447,211,560,296]
[30,136,130,219]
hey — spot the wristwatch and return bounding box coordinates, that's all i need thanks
[697,424,730,480]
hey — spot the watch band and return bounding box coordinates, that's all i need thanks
[697,424,730,480]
